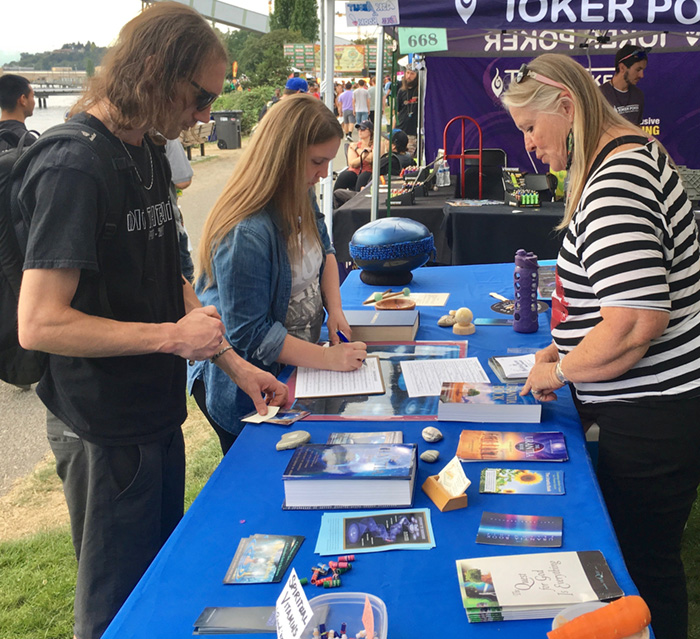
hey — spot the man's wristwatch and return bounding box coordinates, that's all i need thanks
[554,360,570,385]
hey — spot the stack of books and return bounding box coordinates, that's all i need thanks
[437,382,541,423]
[455,550,623,622]
[282,443,417,510]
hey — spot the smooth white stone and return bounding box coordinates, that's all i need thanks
[422,426,443,443]
[276,430,311,451]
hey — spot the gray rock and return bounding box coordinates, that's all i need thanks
[420,449,440,463]
[276,430,311,451]
[422,426,443,443]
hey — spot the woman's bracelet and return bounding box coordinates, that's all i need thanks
[211,344,233,363]
[554,359,570,384]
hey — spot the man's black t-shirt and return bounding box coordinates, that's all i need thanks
[19,114,186,445]
[599,81,644,125]
[0,120,37,151]
[397,85,419,137]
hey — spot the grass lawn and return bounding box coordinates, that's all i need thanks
[0,398,698,638]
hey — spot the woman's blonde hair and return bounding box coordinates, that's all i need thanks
[198,93,343,285]
[69,2,226,134]
[501,53,646,229]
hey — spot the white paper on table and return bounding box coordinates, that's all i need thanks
[400,357,489,397]
[294,356,384,398]
[493,353,536,378]
[437,456,471,497]
[275,568,312,639]
[241,405,280,424]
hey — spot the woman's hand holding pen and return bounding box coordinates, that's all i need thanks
[323,340,367,371]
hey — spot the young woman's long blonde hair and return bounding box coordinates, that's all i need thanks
[69,2,226,135]
[501,53,648,229]
[198,93,343,286]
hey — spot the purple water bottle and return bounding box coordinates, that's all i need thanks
[513,249,539,333]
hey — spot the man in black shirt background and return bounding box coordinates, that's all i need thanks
[0,73,37,150]
[599,44,649,125]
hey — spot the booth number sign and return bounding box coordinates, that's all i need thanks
[397,27,448,54]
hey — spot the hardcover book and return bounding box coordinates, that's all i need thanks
[282,443,417,510]
[437,382,541,423]
[343,309,419,342]
[455,550,624,622]
[456,430,568,462]
[326,431,404,444]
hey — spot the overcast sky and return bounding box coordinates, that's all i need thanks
[1,0,368,64]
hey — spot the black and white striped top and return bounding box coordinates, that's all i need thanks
[552,141,700,403]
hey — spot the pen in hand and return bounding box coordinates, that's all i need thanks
[336,330,365,367]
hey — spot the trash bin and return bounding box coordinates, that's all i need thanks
[211,110,242,149]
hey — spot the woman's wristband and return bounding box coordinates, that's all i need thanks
[554,359,570,384]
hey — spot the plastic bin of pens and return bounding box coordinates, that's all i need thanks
[304,592,388,639]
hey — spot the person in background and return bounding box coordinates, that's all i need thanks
[396,67,419,155]
[15,5,288,638]
[502,53,700,639]
[165,138,195,283]
[337,81,355,141]
[283,76,308,96]
[258,87,281,121]
[333,119,387,192]
[367,76,378,125]
[309,81,321,99]
[189,94,366,454]
[599,44,649,125]
[0,73,37,151]
[353,79,370,125]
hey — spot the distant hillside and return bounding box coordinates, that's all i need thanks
[3,42,108,71]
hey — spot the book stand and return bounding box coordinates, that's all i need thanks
[421,475,468,512]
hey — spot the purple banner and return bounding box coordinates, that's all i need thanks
[433,28,700,57]
[423,52,700,175]
[399,0,700,30]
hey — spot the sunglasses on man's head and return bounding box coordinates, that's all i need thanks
[515,64,566,90]
[618,47,651,65]
[190,80,218,112]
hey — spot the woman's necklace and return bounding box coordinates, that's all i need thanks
[119,138,154,191]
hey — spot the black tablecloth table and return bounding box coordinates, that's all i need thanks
[444,200,566,265]
[332,187,454,265]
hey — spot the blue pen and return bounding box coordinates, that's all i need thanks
[336,330,365,366]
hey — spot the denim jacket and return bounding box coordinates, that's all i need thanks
[187,193,334,435]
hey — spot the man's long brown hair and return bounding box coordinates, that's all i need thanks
[70,2,226,133]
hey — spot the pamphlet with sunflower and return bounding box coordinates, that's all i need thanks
[479,468,565,494]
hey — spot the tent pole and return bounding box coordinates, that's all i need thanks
[321,0,335,239]
[370,29,385,222]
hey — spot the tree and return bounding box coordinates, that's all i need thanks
[238,28,300,87]
[86,58,95,77]
[270,0,294,31]
[223,29,255,68]
[290,0,319,42]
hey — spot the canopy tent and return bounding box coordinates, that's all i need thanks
[385,0,700,172]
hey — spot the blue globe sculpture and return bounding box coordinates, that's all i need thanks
[349,218,434,285]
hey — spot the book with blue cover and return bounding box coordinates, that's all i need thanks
[438,382,542,423]
[282,443,417,510]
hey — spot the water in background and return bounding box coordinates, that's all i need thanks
[26,94,81,134]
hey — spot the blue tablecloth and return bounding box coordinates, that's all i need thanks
[103,264,638,638]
